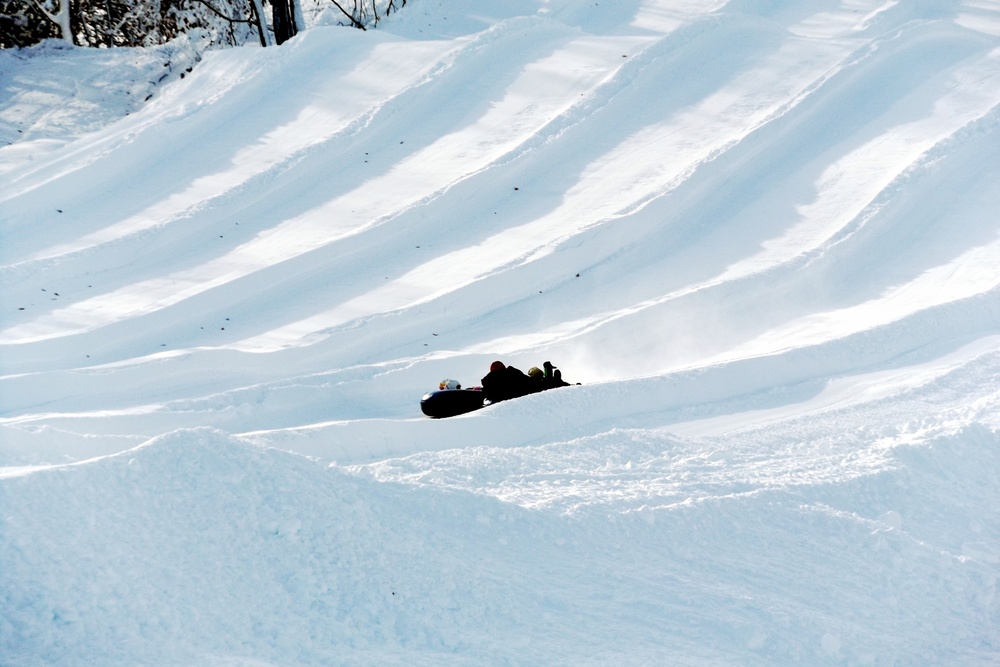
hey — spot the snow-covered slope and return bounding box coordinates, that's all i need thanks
[2,1,999,664]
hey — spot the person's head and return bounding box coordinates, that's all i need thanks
[528,367,543,378]
[490,360,506,372]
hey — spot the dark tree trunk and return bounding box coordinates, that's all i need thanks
[271,0,296,45]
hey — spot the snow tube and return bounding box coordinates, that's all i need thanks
[420,388,486,418]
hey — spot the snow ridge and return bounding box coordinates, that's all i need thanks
[2,1,999,664]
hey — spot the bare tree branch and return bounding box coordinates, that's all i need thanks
[328,0,365,30]
[182,0,255,24]
[27,0,58,23]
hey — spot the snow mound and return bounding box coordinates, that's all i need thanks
[2,0,999,664]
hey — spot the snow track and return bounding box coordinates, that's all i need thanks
[2,1,999,664]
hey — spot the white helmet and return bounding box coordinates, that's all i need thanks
[439,379,461,390]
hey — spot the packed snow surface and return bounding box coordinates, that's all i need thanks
[2,0,1000,664]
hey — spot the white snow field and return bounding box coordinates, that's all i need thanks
[2,0,1000,664]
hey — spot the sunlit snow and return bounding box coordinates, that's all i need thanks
[2,1,999,665]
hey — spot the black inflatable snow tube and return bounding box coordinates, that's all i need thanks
[420,389,486,418]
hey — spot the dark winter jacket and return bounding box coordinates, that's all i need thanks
[480,365,534,403]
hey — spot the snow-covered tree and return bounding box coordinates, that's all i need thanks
[29,0,71,42]
[1,0,406,50]
[1,0,71,46]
